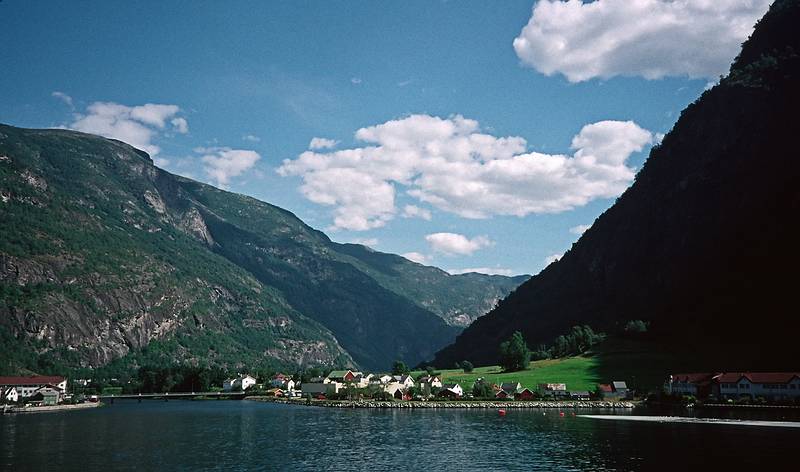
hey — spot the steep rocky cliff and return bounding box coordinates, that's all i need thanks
[0,126,524,373]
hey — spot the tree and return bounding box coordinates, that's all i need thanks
[425,366,436,376]
[472,379,493,399]
[498,331,531,372]
[461,360,474,373]
[392,360,410,376]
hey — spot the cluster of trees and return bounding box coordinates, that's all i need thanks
[499,331,531,372]
[496,325,607,372]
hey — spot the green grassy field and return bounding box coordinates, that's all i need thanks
[413,356,601,392]
[414,337,684,393]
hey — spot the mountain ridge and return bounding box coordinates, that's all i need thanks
[432,0,800,369]
[0,124,525,374]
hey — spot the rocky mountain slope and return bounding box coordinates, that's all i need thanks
[0,125,524,374]
[433,0,800,369]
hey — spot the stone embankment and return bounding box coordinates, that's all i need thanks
[2,402,101,414]
[249,397,635,409]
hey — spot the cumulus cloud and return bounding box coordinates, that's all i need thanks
[171,117,189,134]
[425,233,493,256]
[569,224,592,235]
[279,114,652,231]
[513,0,771,82]
[401,205,432,221]
[447,267,515,276]
[402,252,431,265]
[197,147,261,187]
[309,137,339,150]
[67,101,187,156]
[242,134,261,143]
[544,253,563,265]
[51,91,73,108]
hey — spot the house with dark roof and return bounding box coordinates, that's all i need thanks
[715,372,800,400]
[665,372,800,401]
[438,383,463,398]
[514,387,536,400]
[0,376,67,399]
[500,382,521,394]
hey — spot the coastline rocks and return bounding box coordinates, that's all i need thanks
[248,397,635,409]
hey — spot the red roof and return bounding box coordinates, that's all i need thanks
[670,373,721,386]
[598,384,613,392]
[716,372,800,384]
[0,376,66,386]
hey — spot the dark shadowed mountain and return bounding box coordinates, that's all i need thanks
[0,125,525,374]
[433,0,800,369]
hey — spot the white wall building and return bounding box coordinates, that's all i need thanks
[0,376,67,398]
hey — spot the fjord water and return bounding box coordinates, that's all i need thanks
[2,401,796,471]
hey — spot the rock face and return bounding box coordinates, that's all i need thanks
[0,125,525,374]
[433,0,800,369]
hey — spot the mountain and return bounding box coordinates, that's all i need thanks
[0,125,525,374]
[433,0,800,369]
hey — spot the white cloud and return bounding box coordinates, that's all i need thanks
[401,204,432,221]
[402,252,431,265]
[544,253,563,265]
[448,267,515,276]
[351,77,362,85]
[171,117,189,134]
[425,233,493,256]
[513,0,771,82]
[309,137,339,150]
[569,224,592,235]
[66,101,186,156]
[242,134,261,143]
[197,147,261,187]
[51,91,73,108]
[279,114,652,231]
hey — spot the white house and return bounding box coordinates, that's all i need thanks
[0,376,67,398]
[383,382,407,399]
[223,374,257,392]
[438,383,463,398]
[716,372,800,400]
[393,375,415,389]
[370,374,393,385]
[418,376,443,395]
[3,387,19,403]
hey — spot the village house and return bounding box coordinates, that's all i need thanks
[0,376,68,399]
[570,391,591,400]
[269,374,296,392]
[514,387,536,400]
[2,387,20,403]
[438,383,464,398]
[369,374,393,386]
[28,386,61,406]
[537,383,567,395]
[665,372,800,401]
[597,381,628,400]
[500,382,522,395]
[326,370,363,384]
[418,375,442,396]
[393,375,415,389]
[383,382,408,400]
[352,373,373,388]
[223,374,257,392]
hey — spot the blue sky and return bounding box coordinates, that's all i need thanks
[0,0,770,276]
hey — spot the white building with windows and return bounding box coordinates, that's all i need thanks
[0,376,67,398]
[223,374,257,391]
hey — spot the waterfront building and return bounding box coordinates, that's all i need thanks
[326,370,359,383]
[514,388,536,400]
[0,376,67,398]
[664,372,800,401]
[538,383,567,394]
[2,387,19,403]
[438,383,464,398]
[223,374,257,391]
[418,375,442,396]
[500,382,522,394]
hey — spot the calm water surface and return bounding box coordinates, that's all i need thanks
[1,400,796,471]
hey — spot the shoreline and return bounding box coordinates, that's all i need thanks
[247,396,636,409]
[2,402,101,414]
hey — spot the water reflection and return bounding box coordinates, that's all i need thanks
[1,401,795,471]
